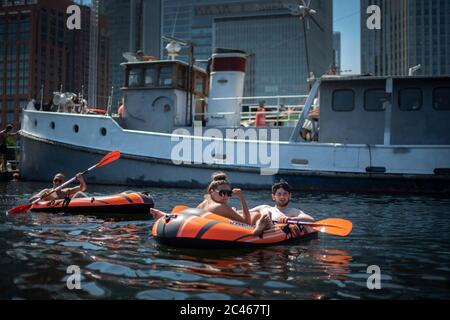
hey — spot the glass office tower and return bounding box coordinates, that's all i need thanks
[162,0,333,96]
[361,0,450,76]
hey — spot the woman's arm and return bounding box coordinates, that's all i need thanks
[232,189,251,224]
[207,202,249,224]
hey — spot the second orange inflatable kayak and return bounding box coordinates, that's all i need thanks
[152,208,318,248]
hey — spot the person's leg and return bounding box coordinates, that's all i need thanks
[249,211,262,225]
[150,208,166,219]
[71,192,87,199]
[252,213,273,237]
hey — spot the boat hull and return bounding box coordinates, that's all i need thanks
[20,134,450,194]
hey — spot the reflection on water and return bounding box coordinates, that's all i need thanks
[1,181,450,300]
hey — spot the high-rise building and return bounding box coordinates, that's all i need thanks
[161,0,333,96]
[0,0,110,129]
[361,0,450,76]
[333,31,341,74]
[99,0,161,109]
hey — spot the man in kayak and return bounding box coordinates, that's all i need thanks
[250,181,315,224]
[29,173,87,202]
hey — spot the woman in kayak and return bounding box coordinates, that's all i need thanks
[150,172,272,236]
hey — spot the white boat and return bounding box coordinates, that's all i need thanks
[19,48,450,194]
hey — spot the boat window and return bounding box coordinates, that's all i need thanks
[433,87,450,110]
[364,89,386,111]
[195,73,205,94]
[144,67,157,87]
[399,88,422,111]
[128,67,142,88]
[332,90,355,111]
[158,66,173,87]
[177,65,187,89]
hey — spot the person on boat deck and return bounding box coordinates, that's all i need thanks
[150,172,273,237]
[29,173,87,203]
[0,124,19,173]
[250,181,315,225]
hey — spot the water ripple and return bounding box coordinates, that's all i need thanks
[1,183,450,299]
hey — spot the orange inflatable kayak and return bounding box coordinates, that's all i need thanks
[30,191,154,214]
[152,208,318,248]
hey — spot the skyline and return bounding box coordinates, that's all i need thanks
[333,0,361,74]
[85,0,362,74]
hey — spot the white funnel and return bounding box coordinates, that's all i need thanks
[207,48,247,127]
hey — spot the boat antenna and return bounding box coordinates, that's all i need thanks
[40,84,44,110]
[285,0,324,88]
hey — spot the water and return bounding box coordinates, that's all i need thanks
[1,181,449,300]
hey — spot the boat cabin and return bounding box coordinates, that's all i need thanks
[120,60,208,132]
[317,75,450,145]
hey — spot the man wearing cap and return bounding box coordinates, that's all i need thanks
[29,172,87,203]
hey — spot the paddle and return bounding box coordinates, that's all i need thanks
[278,218,353,237]
[7,150,121,215]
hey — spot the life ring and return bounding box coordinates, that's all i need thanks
[86,108,107,115]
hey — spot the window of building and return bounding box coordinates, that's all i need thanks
[433,87,450,110]
[399,88,422,111]
[364,89,386,111]
[332,89,355,111]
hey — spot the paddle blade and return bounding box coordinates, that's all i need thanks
[96,150,121,168]
[171,205,190,214]
[310,218,353,237]
[7,203,33,215]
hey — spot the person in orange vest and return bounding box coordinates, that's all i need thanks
[255,100,267,127]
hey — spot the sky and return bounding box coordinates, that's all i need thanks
[333,0,361,74]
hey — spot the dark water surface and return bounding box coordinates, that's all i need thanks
[1,181,449,300]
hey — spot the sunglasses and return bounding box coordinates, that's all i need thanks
[216,189,232,197]
[53,179,63,183]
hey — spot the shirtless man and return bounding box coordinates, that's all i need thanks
[29,173,87,203]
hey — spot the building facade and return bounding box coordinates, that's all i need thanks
[161,0,333,96]
[361,0,450,76]
[0,0,110,129]
[99,0,161,109]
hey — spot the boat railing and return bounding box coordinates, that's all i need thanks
[194,94,308,127]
